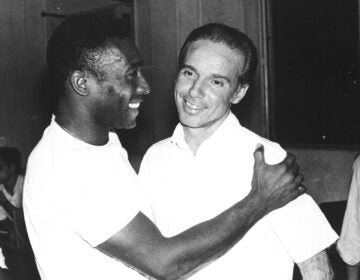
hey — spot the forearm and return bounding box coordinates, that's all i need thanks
[346,264,360,280]
[99,148,303,279]
[157,193,267,279]
[297,250,334,280]
[98,193,267,280]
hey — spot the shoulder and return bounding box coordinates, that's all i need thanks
[27,136,52,170]
[236,125,286,164]
[139,137,173,175]
[143,137,173,159]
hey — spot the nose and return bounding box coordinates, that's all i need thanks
[136,73,151,95]
[188,79,204,98]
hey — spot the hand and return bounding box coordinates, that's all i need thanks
[250,144,306,213]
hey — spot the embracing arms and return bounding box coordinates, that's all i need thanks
[97,145,306,280]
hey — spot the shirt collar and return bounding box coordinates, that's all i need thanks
[170,123,193,154]
[50,115,120,150]
[170,111,242,155]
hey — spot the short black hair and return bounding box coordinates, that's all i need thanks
[178,23,258,85]
[47,14,130,99]
[0,147,21,174]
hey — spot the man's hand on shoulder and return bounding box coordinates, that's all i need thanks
[250,144,306,214]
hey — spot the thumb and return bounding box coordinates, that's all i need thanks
[253,144,265,167]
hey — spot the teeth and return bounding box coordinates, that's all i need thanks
[185,100,202,110]
[129,103,140,109]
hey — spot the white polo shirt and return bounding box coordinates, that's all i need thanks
[23,118,144,280]
[139,112,338,280]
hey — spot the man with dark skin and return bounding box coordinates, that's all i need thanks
[23,15,305,280]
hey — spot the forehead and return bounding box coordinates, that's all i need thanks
[184,40,245,75]
[100,37,142,68]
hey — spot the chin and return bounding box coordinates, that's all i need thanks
[123,119,137,129]
[179,115,202,128]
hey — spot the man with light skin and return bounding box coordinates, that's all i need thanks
[23,16,306,280]
[139,23,338,280]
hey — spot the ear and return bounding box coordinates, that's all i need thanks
[70,71,89,96]
[231,84,249,104]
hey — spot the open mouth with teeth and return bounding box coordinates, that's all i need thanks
[128,102,140,109]
[184,99,204,111]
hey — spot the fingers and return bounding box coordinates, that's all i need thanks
[294,173,304,185]
[276,168,306,200]
[297,185,307,195]
[253,144,265,167]
[293,172,306,194]
[280,152,296,168]
[289,162,299,176]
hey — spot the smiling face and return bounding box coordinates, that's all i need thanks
[175,39,248,135]
[88,37,150,129]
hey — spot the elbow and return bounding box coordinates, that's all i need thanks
[146,256,188,280]
[149,264,183,280]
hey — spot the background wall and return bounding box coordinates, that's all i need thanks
[0,0,48,165]
[287,147,358,203]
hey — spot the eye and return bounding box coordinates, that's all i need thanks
[126,66,140,80]
[182,69,196,79]
[211,79,225,88]
[127,70,138,80]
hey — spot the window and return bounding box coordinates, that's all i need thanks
[270,0,360,146]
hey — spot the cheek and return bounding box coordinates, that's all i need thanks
[209,92,232,109]
[175,77,192,93]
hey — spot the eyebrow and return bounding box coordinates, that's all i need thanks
[211,74,231,84]
[125,60,143,72]
[181,64,231,84]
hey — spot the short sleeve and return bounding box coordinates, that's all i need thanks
[268,194,338,263]
[337,156,360,265]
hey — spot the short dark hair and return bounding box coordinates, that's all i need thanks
[0,147,21,174]
[47,15,130,98]
[178,23,258,85]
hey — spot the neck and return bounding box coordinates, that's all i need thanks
[182,128,204,155]
[56,103,109,146]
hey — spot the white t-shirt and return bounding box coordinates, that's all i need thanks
[139,112,338,280]
[337,155,360,265]
[23,117,144,280]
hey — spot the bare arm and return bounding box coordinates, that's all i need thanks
[97,145,306,280]
[346,263,360,280]
[297,250,334,280]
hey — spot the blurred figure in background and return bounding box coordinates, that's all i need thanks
[0,146,23,227]
[338,155,360,280]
